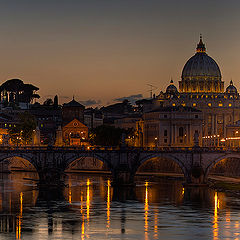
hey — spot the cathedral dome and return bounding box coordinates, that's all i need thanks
[179,36,224,93]
[166,80,178,94]
[182,37,221,79]
[182,53,221,79]
[226,80,237,94]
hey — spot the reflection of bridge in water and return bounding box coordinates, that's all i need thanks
[0,146,239,185]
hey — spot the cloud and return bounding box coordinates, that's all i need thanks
[114,94,143,103]
[79,99,102,106]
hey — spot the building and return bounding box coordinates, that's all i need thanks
[138,36,240,147]
[84,108,103,129]
[141,106,203,147]
[62,98,85,125]
[62,119,88,146]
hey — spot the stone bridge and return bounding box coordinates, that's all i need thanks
[0,146,239,186]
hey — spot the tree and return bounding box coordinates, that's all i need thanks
[43,98,53,106]
[90,125,132,146]
[8,112,37,145]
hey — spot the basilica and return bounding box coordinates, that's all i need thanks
[137,36,240,148]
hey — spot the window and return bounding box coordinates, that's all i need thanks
[164,139,167,143]
[208,103,212,107]
[164,115,167,118]
[229,103,232,107]
[219,102,223,107]
[179,127,184,137]
[195,115,198,119]
[193,103,196,107]
[182,103,186,107]
[172,103,176,106]
[164,130,168,136]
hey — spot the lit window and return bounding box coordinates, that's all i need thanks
[208,103,212,107]
[172,103,176,106]
[182,103,186,107]
[193,103,196,107]
[229,103,232,107]
[219,103,223,107]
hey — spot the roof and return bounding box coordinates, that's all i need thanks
[63,118,88,129]
[147,106,202,113]
[63,99,85,108]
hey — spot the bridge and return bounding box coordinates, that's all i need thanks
[0,146,238,186]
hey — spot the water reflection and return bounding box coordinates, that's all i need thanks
[0,172,240,239]
[213,192,219,240]
[144,181,149,240]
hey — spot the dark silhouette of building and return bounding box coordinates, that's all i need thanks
[62,98,85,124]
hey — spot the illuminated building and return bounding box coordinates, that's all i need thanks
[62,118,88,146]
[138,36,240,147]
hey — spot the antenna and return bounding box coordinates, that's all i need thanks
[147,84,157,99]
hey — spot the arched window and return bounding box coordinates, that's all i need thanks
[179,127,184,137]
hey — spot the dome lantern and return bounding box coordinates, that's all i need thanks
[196,34,206,53]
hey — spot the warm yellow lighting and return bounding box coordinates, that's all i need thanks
[182,187,185,195]
[154,209,158,240]
[226,137,240,140]
[86,179,90,223]
[81,194,85,240]
[107,179,111,229]
[213,192,219,240]
[218,103,223,107]
[182,103,186,107]
[192,103,196,107]
[208,103,212,107]
[69,188,72,204]
[16,192,23,239]
[144,181,149,239]
[229,103,232,107]
[172,103,176,106]
[236,131,239,134]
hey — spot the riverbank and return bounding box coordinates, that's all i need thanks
[208,175,240,197]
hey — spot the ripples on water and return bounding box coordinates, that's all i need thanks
[0,172,239,239]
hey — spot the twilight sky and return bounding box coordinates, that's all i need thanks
[0,0,240,106]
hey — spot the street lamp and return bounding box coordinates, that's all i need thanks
[154,137,158,148]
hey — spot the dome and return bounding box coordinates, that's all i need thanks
[179,36,224,93]
[182,38,221,79]
[166,80,178,94]
[226,80,237,94]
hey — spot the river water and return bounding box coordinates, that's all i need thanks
[0,172,239,240]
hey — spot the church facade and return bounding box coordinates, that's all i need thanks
[138,37,240,148]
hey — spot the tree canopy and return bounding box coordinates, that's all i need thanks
[8,112,37,145]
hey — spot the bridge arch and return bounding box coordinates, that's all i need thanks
[0,153,38,172]
[64,154,113,173]
[204,153,240,180]
[136,153,188,179]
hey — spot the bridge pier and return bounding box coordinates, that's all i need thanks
[38,167,66,188]
[112,164,135,186]
[184,166,207,186]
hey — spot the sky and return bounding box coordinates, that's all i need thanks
[0,0,240,106]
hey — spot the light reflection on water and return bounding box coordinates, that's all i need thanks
[0,173,240,239]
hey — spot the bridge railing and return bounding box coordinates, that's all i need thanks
[0,145,238,152]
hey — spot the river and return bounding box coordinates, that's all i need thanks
[0,172,239,239]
